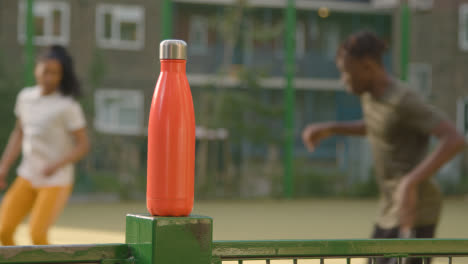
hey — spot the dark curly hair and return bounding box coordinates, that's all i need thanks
[38,45,81,98]
[337,31,388,64]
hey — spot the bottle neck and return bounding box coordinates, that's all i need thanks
[160,59,186,73]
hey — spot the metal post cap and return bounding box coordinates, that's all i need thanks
[160,40,187,60]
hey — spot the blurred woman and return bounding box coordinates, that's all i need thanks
[0,45,89,245]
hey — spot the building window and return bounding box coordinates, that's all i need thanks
[243,19,254,65]
[275,23,304,58]
[325,23,340,60]
[94,89,144,135]
[96,4,145,50]
[18,0,70,45]
[409,0,433,11]
[459,4,468,51]
[309,16,320,42]
[296,22,306,58]
[189,16,208,55]
[409,63,432,98]
[274,27,284,58]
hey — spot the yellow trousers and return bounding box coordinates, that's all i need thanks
[0,177,72,245]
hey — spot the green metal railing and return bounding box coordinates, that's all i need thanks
[2,238,468,264]
[212,239,468,264]
[0,244,131,264]
[1,215,468,264]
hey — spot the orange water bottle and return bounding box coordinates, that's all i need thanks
[147,40,195,216]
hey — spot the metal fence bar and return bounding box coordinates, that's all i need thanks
[0,244,130,264]
[213,239,468,260]
[218,257,468,264]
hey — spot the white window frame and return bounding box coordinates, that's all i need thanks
[94,89,144,135]
[17,0,70,45]
[409,63,432,98]
[371,0,398,9]
[189,16,209,55]
[296,22,306,58]
[409,0,433,11]
[96,4,145,50]
[459,4,468,51]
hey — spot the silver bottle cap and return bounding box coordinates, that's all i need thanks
[160,40,187,60]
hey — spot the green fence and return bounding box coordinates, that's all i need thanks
[0,244,130,264]
[1,214,468,264]
[212,240,468,263]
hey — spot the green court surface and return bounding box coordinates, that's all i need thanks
[11,198,468,245]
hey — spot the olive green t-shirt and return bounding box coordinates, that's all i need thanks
[361,80,444,229]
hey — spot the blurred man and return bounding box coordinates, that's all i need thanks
[302,31,465,264]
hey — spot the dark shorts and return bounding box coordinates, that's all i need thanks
[369,224,436,264]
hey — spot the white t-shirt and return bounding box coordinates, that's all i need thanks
[14,86,86,187]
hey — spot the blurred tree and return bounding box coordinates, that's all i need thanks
[195,0,284,198]
[83,50,145,199]
[74,49,108,194]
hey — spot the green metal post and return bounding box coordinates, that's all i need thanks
[161,0,173,40]
[25,0,35,86]
[284,0,296,198]
[400,2,410,81]
[126,214,213,264]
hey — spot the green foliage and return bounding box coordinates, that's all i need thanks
[212,0,247,42]
[343,174,379,198]
[88,49,107,90]
[74,49,113,195]
[205,69,284,145]
[291,158,379,198]
[192,1,288,199]
[293,159,344,197]
[438,173,468,196]
[81,49,107,118]
[196,1,284,145]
